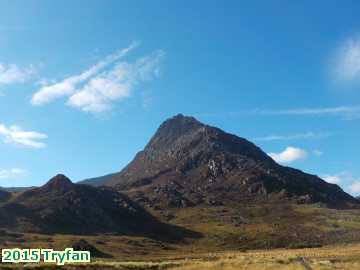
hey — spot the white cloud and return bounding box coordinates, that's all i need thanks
[268,146,307,164]
[334,36,360,82]
[323,174,342,184]
[67,50,164,112]
[340,172,360,195]
[0,64,36,85]
[349,182,360,194]
[0,124,47,148]
[319,171,360,195]
[254,132,332,141]
[31,41,138,105]
[31,42,164,113]
[321,172,360,195]
[0,168,25,179]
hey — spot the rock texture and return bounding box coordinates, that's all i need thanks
[0,174,176,235]
[105,114,357,209]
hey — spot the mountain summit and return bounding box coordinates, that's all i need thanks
[105,114,356,208]
[42,174,74,192]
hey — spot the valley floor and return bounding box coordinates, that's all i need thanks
[2,204,360,269]
[1,244,360,269]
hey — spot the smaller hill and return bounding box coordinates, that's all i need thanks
[0,174,200,240]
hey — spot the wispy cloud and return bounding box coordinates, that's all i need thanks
[342,173,360,195]
[334,36,360,82]
[350,182,360,194]
[196,106,360,120]
[0,124,47,148]
[268,146,308,164]
[321,171,360,195]
[253,106,360,119]
[0,64,36,85]
[67,50,164,112]
[31,42,138,105]
[322,174,342,184]
[31,42,165,113]
[253,132,332,142]
[0,168,25,179]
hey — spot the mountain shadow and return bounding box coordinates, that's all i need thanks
[0,174,201,242]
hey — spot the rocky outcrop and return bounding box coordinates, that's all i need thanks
[0,175,167,235]
[105,114,357,209]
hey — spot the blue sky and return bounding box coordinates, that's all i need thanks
[0,1,359,195]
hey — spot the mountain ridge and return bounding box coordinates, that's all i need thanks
[103,114,357,209]
[0,114,359,252]
[0,174,198,240]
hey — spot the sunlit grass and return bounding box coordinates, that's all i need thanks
[1,244,360,269]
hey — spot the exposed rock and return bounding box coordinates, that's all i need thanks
[104,114,357,208]
[0,174,195,239]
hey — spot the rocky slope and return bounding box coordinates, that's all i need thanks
[0,174,195,238]
[105,114,357,209]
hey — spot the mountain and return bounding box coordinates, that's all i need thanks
[0,186,35,192]
[0,114,359,252]
[0,174,197,239]
[104,114,357,209]
[78,173,116,187]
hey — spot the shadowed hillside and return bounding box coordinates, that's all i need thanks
[0,174,200,241]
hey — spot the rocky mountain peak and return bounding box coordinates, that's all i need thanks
[43,174,74,192]
[143,114,273,167]
[160,114,202,130]
[104,114,357,208]
[145,114,204,150]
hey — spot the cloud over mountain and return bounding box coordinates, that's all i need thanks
[323,174,342,184]
[268,146,307,164]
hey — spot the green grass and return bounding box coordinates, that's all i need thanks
[2,243,360,269]
[2,203,360,262]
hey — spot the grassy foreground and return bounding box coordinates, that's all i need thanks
[2,204,360,269]
[1,244,360,269]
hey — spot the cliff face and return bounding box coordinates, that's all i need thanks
[105,114,357,208]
